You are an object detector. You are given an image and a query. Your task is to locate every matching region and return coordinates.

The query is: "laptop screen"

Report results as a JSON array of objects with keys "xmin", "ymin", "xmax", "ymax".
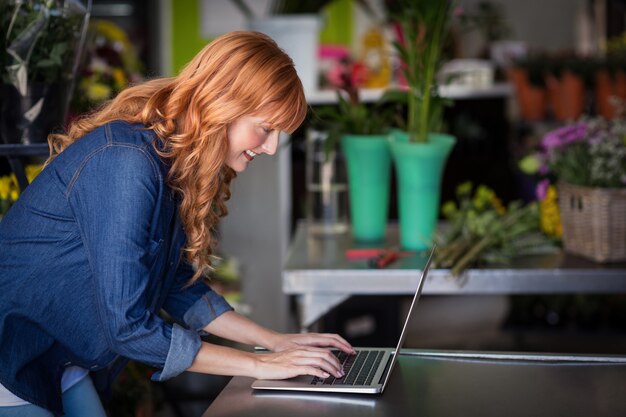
[{"xmin": 380, "ymin": 245, "xmax": 435, "ymax": 390}]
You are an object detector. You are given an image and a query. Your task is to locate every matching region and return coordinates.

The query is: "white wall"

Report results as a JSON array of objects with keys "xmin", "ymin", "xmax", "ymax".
[
  {"xmin": 219, "ymin": 136, "xmax": 292, "ymax": 332},
  {"xmin": 353, "ymin": 0, "xmax": 585, "ymax": 58}
]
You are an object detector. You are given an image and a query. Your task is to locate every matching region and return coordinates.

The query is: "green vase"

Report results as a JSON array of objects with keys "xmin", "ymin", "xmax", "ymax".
[
  {"xmin": 389, "ymin": 131, "xmax": 456, "ymax": 250},
  {"xmin": 341, "ymin": 134, "xmax": 391, "ymax": 242}
]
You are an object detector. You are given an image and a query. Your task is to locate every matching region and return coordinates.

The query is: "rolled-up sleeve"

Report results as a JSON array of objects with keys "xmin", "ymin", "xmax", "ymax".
[
  {"xmin": 151, "ymin": 323, "xmax": 201, "ymax": 381},
  {"xmin": 163, "ymin": 259, "xmax": 234, "ymax": 332}
]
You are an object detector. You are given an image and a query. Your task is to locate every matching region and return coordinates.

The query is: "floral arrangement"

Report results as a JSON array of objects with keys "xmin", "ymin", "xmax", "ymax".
[
  {"xmin": 519, "ymin": 118, "xmax": 626, "ymax": 192},
  {"xmin": 0, "ymin": 165, "xmax": 42, "ymax": 218},
  {"xmin": 519, "ymin": 118, "xmax": 626, "ymax": 239},
  {"xmin": 1, "ymin": 1, "xmax": 86, "ymax": 86},
  {"xmin": 314, "ymin": 57, "xmax": 397, "ymax": 156},
  {"xmin": 434, "ymin": 182, "xmax": 557, "ymax": 276},
  {"xmin": 71, "ymin": 20, "xmax": 143, "ymax": 114}
]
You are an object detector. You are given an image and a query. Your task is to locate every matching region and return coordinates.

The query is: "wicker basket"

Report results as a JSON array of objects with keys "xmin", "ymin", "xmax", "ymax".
[{"xmin": 557, "ymin": 182, "xmax": 626, "ymax": 262}]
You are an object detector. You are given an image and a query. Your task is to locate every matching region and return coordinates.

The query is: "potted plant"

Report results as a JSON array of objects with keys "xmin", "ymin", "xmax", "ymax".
[
  {"xmin": 386, "ymin": 0, "xmax": 457, "ymax": 250},
  {"xmin": 316, "ymin": 59, "xmax": 397, "ymax": 242},
  {"xmin": 594, "ymin": 52, "xmax": 626, "ymax": 120},
  {"xmin": 519, "ymin": 118, "xmax": 626, "ymax": 262},
  {"xmin": 0, "ymin": 0, "xmax": 89, "ymax": 144},
  {"xmin": 509, "ymin": 55, "xmax": 548, "ymax": 121},
  {"xmin": 544, "ymin": 56, "xmax": 591, "ymax": 122}
]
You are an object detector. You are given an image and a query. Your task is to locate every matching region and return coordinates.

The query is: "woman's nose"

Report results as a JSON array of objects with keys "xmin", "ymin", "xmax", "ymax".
[{"xmin": 261, "ymin": 131, "xmax": 279, "ymax": 155}]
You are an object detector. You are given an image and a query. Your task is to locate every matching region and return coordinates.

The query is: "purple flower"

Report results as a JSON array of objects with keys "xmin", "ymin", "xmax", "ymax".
[
  {"xmin": 587, "ymin": 134, "xmax": 603, "ymax": 145},
  {"xmin": 535, "ymin": 179, "xmax": 550, "ymax": 200},
  {"xmin": 541, "ymin": 123, "xmax": 587, "ymax": 151}
]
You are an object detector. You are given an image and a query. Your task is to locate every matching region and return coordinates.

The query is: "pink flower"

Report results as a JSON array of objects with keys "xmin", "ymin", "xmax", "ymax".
[{"xmin": 535, "ymin": 179, "xmax": 550, "ymax": 200}]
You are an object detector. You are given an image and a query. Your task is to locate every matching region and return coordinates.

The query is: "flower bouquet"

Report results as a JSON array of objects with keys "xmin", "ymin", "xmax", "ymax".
[
  {"xmin": 71, "ymin": 20, "xmax": 143, "ymax": 114},
  {"xmin": 434, "ymin": 182, "xmax": 557, "ymax": 276},
  {"xmin": 519, "ymin": 118, "xmax": 626, "ymax": 261},
  {"xmin": 0, "ymin": 0, "xmax": 90, "ymax": 144}
]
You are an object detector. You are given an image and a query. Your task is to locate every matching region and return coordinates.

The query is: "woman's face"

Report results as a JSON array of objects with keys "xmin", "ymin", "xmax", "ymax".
[{"xmin": 226, "ymin": 114, "xmax": 280, "ymax": 172}]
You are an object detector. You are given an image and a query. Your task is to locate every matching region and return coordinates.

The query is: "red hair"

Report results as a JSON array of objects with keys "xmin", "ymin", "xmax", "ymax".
[{"xmin": 48, "ymin": 31, "xmax": 307, "ymax": 283}]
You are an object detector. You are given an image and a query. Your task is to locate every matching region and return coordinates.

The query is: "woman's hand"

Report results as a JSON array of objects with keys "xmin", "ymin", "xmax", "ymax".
[
  {"xmin": 252, "ymin": 346, "xmax": 347, "ymax": 380},
  {"xmin": 200, "ymin": 313, "xmax": 355, "ymax": 380},
  {"xmin": 270, "ymin": 332, "xmax": 355, "ymax": 355},
  {"xmin": 250, "ymin": 332, "xmax": 355, "ymax": 380}
]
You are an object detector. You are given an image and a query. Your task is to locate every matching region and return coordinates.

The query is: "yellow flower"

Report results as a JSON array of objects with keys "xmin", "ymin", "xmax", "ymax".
[
  {"xmin": 87, "ymin": 83, "xmax": 112, "ymax": 102},
  {"xmin": 112, "ymin": 68, "xmax": 127, "ymax": 90},
  {"xmin": 441, "ymin": 201, "xmax": 457, "ymax": 218},
  {"xmin": 94, "ymin": 20, "xmax": 130, "ymax": 45},
  {"xmin": 472, "ymin": 185, "xmax": 495, "ymax": 211},
  {"xmin": 0, "ymin": 177, "xmax": 11, "ymax": 199},
  {"xmin": 456, "ymin": 181, "xmax": 473, "ymax": 197},
  {"xmin": 539, "ymin": 185, "xmax": 562, "ymax": 238},
  {"xmin": 25, "ymin": 164, "xmax": 42, "ymax": 183},
  {"xmin": 518, "ymin": 154, "xmax": 541, "ymax": 175},
  {"xmin": 490, "ymin": 195, "xmax": 506, "ymax": 215}
]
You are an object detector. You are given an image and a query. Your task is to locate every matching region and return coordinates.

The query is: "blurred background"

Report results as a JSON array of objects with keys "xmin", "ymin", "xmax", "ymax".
[{"xmin": 2, "ymin": 1, "xmax": 626, "ymax": 416}]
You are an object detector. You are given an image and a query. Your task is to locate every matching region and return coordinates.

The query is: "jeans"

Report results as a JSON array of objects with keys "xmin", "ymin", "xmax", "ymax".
[{"xmin": 0, "ymin": 376, "xmax": 107, "ymax": 417}]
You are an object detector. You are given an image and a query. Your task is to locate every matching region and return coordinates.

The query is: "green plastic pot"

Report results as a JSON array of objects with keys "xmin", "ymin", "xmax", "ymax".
[
  {"xmin": 388, "ymin": 131, "xmax": 456, "ymax": 250},
  {"xmin": 341, "ymin": 134, "xmax": 391, "ymax": 242}
]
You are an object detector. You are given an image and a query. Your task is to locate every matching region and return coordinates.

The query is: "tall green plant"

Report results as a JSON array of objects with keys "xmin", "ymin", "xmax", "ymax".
[{"xmin": 391, "ymin": 0, "xmax": 451, "ymax": 143}]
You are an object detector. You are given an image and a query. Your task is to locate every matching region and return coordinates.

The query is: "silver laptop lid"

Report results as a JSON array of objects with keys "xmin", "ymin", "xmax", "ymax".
[{"xmin": 380, "ymin": 245, "xmax": 435, "ymax": 391}]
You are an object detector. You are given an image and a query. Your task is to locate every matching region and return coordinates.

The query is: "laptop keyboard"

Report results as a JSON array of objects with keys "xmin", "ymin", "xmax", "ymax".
[{"xmin": 311, "ymin": 350, "xmax": 385, "ymax": 386}]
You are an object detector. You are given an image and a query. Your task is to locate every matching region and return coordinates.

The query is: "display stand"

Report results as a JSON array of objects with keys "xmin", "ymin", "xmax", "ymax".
[{"xmin": 0, "ymin": 143, "xmax": 50, "ymax": 191}]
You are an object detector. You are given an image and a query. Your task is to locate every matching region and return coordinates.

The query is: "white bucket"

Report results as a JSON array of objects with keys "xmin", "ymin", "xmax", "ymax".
[{"xmin": 249, "ymin": 15, "xmax": 320, "ymax": 96}]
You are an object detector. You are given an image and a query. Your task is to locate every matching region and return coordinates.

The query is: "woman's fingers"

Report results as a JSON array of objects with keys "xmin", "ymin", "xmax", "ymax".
[
  {"xmin": 304, "ymin": 333, "xmax": 356, "ymax": 354},
  {"xmin": 256, "ymin": 347, "xmax": 345, "ymax": 379},
  {"xmin": 284, "ymin": 347, "xmax": 343, "ymax": 377},
  {"xmin": 321, "ymin": 333, "xmax": 355, "ymax": 353}
]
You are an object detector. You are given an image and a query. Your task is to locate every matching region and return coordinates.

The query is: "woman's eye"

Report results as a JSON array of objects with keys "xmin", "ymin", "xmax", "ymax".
[{"xmin": 262, "ymin": 127, "xmax": 272, "ymax": 134}]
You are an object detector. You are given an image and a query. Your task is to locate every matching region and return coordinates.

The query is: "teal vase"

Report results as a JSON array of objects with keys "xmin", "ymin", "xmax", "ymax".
[
  {"xmin": 388, "ymin": 131, "xmax": 456, "ymax": 250},
  {"xmin": 341, "ymin": 134, "xmax": 391, "ymax": 242}
]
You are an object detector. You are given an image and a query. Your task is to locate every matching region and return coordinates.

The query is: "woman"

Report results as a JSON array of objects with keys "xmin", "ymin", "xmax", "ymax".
[{"xmin": 0, "ymin": 31, "xmax": 354, "ymax": 416}]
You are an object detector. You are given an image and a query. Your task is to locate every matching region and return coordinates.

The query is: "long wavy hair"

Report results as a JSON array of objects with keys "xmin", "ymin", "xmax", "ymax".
[{"xmin": 47, "ymin": 31, "xmax": 307, "ymax": 283}]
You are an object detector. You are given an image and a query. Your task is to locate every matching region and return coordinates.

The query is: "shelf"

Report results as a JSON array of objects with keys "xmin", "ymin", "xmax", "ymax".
[
  {"xmin": 305, "ymin": 83, "xmax": 514, "ymax": 105},
  {"xmin": 0, "ymin": 143, "xmax": 50, "ymax": 157}
]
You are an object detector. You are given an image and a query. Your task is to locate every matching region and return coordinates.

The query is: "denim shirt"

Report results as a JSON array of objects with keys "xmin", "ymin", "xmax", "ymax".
[{"xmin": 0, "ymin": 121, "xmax": 233, "ymax": 415}]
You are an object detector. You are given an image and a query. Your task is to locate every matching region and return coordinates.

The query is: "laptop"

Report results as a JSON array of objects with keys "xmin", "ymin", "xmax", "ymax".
[{"xmin": 251, "ymin": 246, "xmax": 435, "ymax": 394}]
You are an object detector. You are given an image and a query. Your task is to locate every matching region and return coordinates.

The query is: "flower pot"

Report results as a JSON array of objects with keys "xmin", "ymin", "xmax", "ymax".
[
  {"xmin": 594, "ymin": 70, "xmax": 626, "ymax": 120},
  {"xmin": 389, "ymin": 131, "xmax": 456, "ymax": 250},
  {"xmin": 249, "ymin": 15, "xmax": 320, "ymax": 96},
  {"xmin": 558, "ymin": 182, "xmax": 626, "ymax": 262},
  {"xmin": 0, "ymin": 82, "xmax": 69, "ymax": 144},
  {"xmin": 546, "ymin": 71, "xmax": 585, "ymax": 121},
  {"xmin": 341, "ymin": 134, "xmax": 391, "ymax": 242},
  {"xmin": 508, "ymin": 68, "xmax": 546, "ymax": 121}
]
